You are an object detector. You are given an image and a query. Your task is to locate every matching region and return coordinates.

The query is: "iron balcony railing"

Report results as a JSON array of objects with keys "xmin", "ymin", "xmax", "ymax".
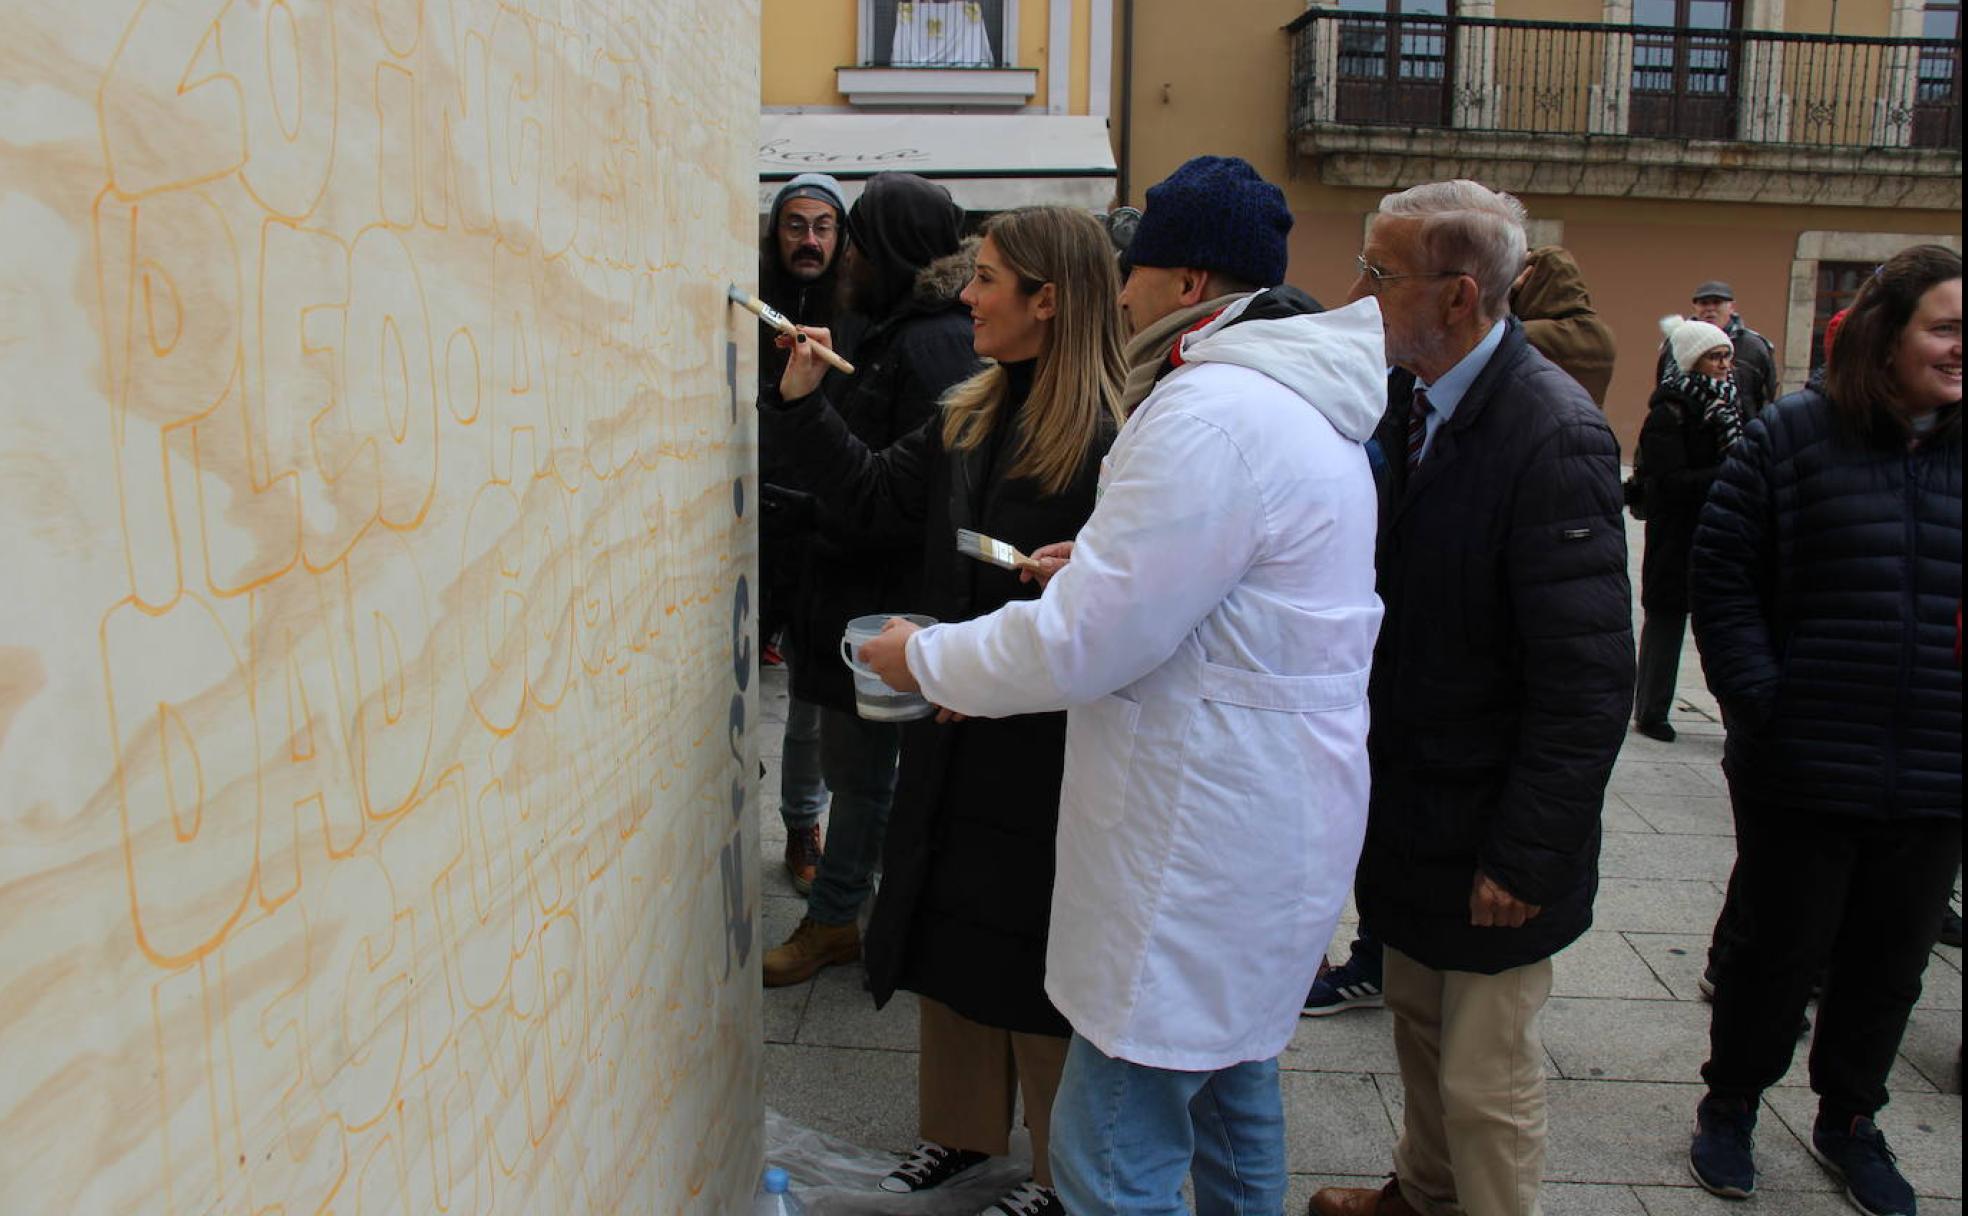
[
  {"xmin": 1286, "ymin": 10, "xmax": 1963, "ymax": 152},
  {"xmin": 864, "ymin": 0, "xmax": 1013, "ymax": 69}
]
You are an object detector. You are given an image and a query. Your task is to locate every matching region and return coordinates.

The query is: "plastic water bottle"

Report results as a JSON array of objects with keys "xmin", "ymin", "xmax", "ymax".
[{"xmin": 755, "ymin": 1167, "xmax": 805, "ymax": 1215}]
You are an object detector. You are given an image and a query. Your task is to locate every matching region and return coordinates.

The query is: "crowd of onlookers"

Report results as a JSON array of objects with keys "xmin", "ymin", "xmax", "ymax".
[{"xmin": 746, "ymin": 158, "xmax": 1961, "ymax": 1216}]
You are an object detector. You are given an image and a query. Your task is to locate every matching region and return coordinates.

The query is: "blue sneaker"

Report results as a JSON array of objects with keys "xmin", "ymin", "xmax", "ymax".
[
  {"xmin": 1688, "ymin": 1094, "xmax": 1758, "ymax": 1199},
  {"xmin": 1301, "ymin": 954, "xmax": 1384, "ymax": 1017},
  {"xmin": 1811, "ymin": 1115, "xmax": 1917, "ymax": 1216}
]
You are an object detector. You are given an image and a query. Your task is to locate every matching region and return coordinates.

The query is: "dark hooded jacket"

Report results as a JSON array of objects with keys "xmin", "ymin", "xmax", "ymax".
[
  {"xmin": 758, "ymin": 179, "xmax": 867, "ymax": 642},
  {"xmin": 1511, "ymin": 246, "xmax": 1617, "ymax": 407},
  {"xmin": 1692, "ymin": 390, "xmax": 1961, "ymax": 820},
  {"xmin": 759, "ymin": 174, "xmax": 982, "ymax": 711}
]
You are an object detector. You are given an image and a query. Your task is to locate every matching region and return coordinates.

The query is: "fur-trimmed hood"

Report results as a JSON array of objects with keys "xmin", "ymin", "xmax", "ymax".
[{"xmin": 909, "ymin": 236, "xmax": 978, "ymax": 312}]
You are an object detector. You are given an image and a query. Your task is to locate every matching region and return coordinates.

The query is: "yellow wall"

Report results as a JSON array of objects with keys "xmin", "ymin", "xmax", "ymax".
[{"xmin": 762, "ymin": 0, "xmax": 859, "ymax": 105}]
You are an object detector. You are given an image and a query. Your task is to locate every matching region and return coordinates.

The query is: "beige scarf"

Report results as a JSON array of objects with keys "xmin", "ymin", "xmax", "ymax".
[{"xmin": 1119, "ymin": 293, "xmax": 1248, "ymax": 414}]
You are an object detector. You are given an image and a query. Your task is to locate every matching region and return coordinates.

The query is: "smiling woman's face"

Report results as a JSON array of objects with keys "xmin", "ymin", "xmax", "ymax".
[
  {"xmin": 960, "ymin": 234, "xmax": 1053, "ymax": 364},
  {"xmin": 1891, "ymin": 277, "xmax": 1963, "ymax": 414}
]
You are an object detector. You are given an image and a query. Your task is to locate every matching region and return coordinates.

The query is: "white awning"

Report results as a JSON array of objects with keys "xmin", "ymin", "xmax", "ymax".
[{"xmin": 759, "ymin": 114, "xmax": 1118, "ymax": 213}]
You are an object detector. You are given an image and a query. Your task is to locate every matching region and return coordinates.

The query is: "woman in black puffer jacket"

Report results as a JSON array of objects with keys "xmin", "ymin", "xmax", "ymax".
[{"xmin": 1684, "ymin": 244, "xmax": 1961, "ymax": 1213}]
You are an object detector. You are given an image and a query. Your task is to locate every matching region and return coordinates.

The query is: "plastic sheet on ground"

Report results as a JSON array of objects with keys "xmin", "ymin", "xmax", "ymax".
[{"xmin": 765, "ymin": 1108, "xmax": 1035, "ymax": 1214}]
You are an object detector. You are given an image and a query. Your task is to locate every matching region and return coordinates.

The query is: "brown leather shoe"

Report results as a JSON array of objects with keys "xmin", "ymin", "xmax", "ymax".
[
  {"xmin": 783, "ymin": 824, "xmax": 823, "ymax": 895},
  {"xmin": 761, "ymin": 916, "xmax": 860, "ymax": 987},
  {"xmin": 1308, "ymin": 1178, "xmax": 1419, "ymax": 1216}
]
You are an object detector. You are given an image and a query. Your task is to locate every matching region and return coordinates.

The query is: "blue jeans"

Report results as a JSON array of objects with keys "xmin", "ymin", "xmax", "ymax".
[
  {"xmin": 778, "ymin": 695, "xmax": 828, "ymax": 832},
  {"xmin": 805, "ymin": 707, "xmax": 901, "ymax": 926},
  {"xmin": 1049, "ymin": 1034, "xmax": 1288, "ymax": 1216}
]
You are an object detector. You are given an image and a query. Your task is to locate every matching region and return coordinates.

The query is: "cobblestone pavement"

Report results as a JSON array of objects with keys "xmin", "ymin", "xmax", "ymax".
[{"xmin": 758, "ymin": 512, "xmax": 1963, "ymax": 1215}]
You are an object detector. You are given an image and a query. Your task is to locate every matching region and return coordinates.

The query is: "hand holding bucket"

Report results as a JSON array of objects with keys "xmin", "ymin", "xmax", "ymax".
[{"xmin": 841, "ymin": 614, "xmax": 937, "ymax": 720}]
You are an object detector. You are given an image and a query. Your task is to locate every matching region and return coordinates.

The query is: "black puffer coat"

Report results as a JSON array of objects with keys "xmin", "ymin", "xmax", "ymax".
[
  {"xmin": 1691, "ymin": 390, "xmax": 1962, "ymax": 819},
  {"xmin": 770, "ymin": 361, "xmax": 1111, "ymax": 1034},
  {"xmin": 763, "ymin": 245, "xmax": 982, "ymax": 711},
  {"xmin": 1357, "ymin": 320, "xmax": 1635, "ymax": 974},
  {"xmin": 1635, "ymin": 378, "xmax": 1734, "ymax": 616}
]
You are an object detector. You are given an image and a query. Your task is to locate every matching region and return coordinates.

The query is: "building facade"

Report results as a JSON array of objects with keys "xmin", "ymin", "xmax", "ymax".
[
  {"xmin": 760, "ymin": 0, "xmax": 1962, "ymax": 445},
  {"xmin": 760, "ymin": 0, "xmax": 1122, "ymax": 211}
]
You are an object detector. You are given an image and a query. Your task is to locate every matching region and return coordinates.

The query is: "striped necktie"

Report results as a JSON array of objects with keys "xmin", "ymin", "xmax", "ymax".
[{"xmin": 1406, "ymin": 387, "xmax": 1434, "ymax": 472}]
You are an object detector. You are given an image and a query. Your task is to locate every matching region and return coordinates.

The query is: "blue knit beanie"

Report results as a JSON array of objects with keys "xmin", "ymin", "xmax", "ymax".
[{"xmin": 1126, "ymin": 156, "xmax": 1292, "ymax": 288}]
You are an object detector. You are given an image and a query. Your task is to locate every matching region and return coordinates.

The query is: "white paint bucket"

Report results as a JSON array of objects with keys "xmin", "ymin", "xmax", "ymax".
[{"xmin": 839, "ymin": 614, "xmax": 937, "ymax": 721}]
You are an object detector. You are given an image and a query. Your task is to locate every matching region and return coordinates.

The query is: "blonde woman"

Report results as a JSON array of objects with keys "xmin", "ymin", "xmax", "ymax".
[{"xmin": 770, "ymin": 205, "xmax": 1126, "ymax": 1216}]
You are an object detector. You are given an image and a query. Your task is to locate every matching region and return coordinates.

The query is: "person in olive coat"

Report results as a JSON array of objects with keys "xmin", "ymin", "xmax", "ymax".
[{"xmin": 767, "ymin": 206, "xmax": 1126, "ymax": 1216}]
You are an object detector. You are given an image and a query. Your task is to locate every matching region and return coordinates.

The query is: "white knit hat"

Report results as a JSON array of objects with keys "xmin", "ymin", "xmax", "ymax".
[{"xmin": 1660, "ymin": 314, "xmax": 1733, "ymax": 373}]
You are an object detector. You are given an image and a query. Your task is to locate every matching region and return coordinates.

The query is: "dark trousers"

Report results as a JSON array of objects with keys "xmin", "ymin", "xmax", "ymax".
[
  {"xmin": 1632, "ymin": 610, "xmax": 1686, "ymax": 726},
  {"xmin": 1702, "ymin": 777, "xmax": 1960, "ymax": 1124}
]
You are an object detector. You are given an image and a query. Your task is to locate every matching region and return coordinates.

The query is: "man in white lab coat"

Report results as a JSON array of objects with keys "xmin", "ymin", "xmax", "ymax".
[{"xmin": 854, "ymin": 156, "xmax": 1387, "ymax": 1214}]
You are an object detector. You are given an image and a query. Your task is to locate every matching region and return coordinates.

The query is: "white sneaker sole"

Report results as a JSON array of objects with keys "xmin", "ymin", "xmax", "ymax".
[
  {"xmin": 1687, "ymin": 1151, "xmax": 1754, "ymax": 1200},
  {"xmin": 1299, "ymin": 994, "xmax": 1384, "ymax": 1018}
]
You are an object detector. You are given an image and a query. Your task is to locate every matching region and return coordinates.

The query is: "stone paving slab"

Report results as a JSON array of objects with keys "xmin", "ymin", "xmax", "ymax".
[
  {"xmin": 1598, "ymin": 832, "xmax": 1739, "ymax": 885},
  {"xmin": 1612, "ymin": 790, "xmax": 1737, "ymax": 837},
  {"xmin": 1543, "ymin": 1080, "xmax": 1832, "ymax": 1192},
  {"xmin": 798, "ymin": 964, "xmax": 920, "ymax": 1053},
  {"xmin": 1630, "ymin": 1186, "xmax": 1902, "ymax": 1215},
  {"xmin": 1589, "ymin": 878, "xmax": 1729, "ymax": 935},
  {"xmin": 1552, "ymin": 931, "xmax": 1678, "ymax": 1001},
  {"xmin": 1281, "ymin": 1006, "xmax": 1403, "ymax": 1075},
  {"xmin": 1621, "ymin": 932, "xmax": 1717, "ymax": 1003},
  {"xmin": 764, "ymin": 892, "xmax": 815, "ymax": 1045},
  {"xmin": 1280, "ymin": 1071, "xmax": 1400, "ymax": 1177},
  {"xmin": 766, "ymin": 1042, "xmax": 921, "ymax": 1155}
]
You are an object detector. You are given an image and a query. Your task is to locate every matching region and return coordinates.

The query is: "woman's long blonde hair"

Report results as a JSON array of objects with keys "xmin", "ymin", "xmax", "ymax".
[{"xmin": 941, "ymin": 207, "xmax": 1126, "ymax": 495}]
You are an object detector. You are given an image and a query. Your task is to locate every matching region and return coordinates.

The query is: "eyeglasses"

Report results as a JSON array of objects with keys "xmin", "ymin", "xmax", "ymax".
[
  {"xmin": 780, "ymin": 217, "xmax": 838, "ymax": 240},
  {"xmin": 1355, "ymin": 254, "xmax": 1467, "ymax": 291}
]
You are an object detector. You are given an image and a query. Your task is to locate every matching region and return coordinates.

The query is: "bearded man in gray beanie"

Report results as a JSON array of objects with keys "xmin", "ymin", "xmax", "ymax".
[{"xmin": 855, "ymin": 154, "xmax": 1389, "ymax": 1213}]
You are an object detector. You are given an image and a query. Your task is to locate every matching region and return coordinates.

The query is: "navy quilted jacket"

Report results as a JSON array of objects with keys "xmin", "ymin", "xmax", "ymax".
[
  {"xmin": 1358, "ymin": 320, "xmax": 1636, "ymax": 974},
  {"xmin": 1691, "ymin": 389, "xmax": 1962, "ymax": 819}
]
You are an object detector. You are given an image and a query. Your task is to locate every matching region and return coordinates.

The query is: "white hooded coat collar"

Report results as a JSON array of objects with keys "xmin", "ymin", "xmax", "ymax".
[{"xmin": 1173, "ymin": 294, "xmax": 1388, "ymax": 443}]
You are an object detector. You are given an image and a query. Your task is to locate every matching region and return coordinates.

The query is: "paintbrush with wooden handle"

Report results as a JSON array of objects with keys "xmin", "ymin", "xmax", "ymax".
[
  {"xmin": 954, "ymin": 528, "xmax": 1046, "ymax": 574},
  {"xmin": 727, "ymin": 285, "xmax": 855, "ymax": 375}
]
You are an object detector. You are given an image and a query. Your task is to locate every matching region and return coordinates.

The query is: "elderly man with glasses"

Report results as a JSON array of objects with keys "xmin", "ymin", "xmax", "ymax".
[{"xmin": 1309, "ymin": 181, "xmax": 1634, "ymax": 1216}]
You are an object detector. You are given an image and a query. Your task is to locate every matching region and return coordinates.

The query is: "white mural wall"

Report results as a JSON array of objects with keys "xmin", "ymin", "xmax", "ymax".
[{"xmin": 0, "ymin": 0, "xmax": 762, "ymax": 1211}]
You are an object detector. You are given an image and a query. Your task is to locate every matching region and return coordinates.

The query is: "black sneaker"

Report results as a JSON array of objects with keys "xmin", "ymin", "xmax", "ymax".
[
  {"xmin": 979, "ymin": 1180, "xmax": 1063, "ymax": 1216},
  {"xmin": 1940, "ymin": 907, "xmax": 1963, "ymax": 949},
  {"xmin": 1301, "ymin": 955, "xmax": 1385, "ymax": 1017},
  {"xmin": 1689, "ymin": 1094, "xmax": 1758, "ymax": 1199},
  {"xmin": 878, "ymin": 1141, "xmax": 990, "ymax": 1194},
  {"xmin": 1811, "ymin": 1115, "xmax": 1917, "ymax": 1216},
  {"xmin": 1635, "ymin": 719, "xmax": 1677, "ymax": 742}
]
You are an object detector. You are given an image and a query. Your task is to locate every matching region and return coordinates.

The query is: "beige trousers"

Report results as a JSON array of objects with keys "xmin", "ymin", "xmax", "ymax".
[
  {"xmin": 917, "ymin": 997, "xmax": 1070, "ymax": 1188},
  {"xmin": 1385, "ymin": 944, "xmax": 1554, "ymax": 1216}
]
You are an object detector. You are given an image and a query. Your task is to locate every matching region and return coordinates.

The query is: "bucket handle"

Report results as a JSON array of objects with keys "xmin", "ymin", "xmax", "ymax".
[{"xmin": 840, "ymin": 634, "xmax": 873, "ymax": 677}]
